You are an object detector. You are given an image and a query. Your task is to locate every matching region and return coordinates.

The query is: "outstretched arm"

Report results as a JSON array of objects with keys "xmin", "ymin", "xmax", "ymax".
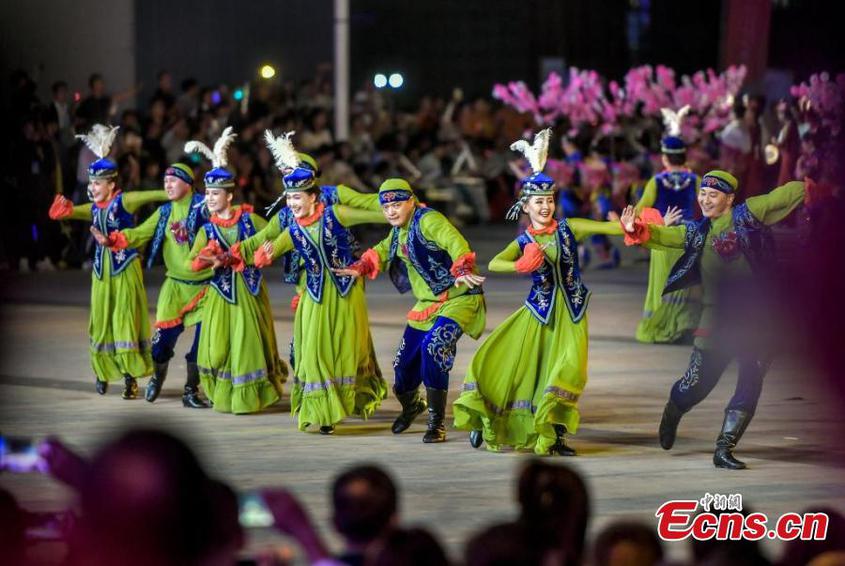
[
  {"xmin": 746, "ymin": 181, "xmax": 805, "ymax": 225},
  {"xmin": 49, "ymin": 195, "xmax": 92, "ymax": 221},
  {"xmin": 121, "ymin": 190, "xmax": 169, "ymax": 213},
  {"xmin": 333, "ymin": 204, "xmax": 390, "ymax": 227},
  {"xmin": 336, "ymin": 185, "xmax": 382, "ymax": 212}
]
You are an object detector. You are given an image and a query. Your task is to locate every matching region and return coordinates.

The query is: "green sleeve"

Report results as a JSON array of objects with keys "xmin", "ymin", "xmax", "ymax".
[
  {"xmin": 333, "ymin": 204, "xmax": 389, "ymax": 227},
  {"xmin": 419, "ymin": 211, "xmax": 472, "ymax": 260},
  {"xmin": 69, "ymin": 204, "xmax": 93, "ymax": 220},
  {"xmin": 745, "ymin": 181, "xmax": 805, "ymax": 225},
  {"xmin": 120, "ymin": 208, "xmax": 160, "ymax": 247},
  {"xmin": 186, "ymin": 228, "xmax": 208, "ymax": 271},
  {"xmin": 239, "ymin": 215, "xmax": 283, "ymax": 259},
  {"xmin": 568, "ymin": 218, "xmax": 624, "ymax": 241},
  {"xmin": 370, "ymin": 234, "xmax": 393, "ymax": 272},
  {"xmin": 488, "ymin": 241, "xmax": 521, "ymax": 273},
  {"xmin": 643, "ymin": 224, "xmax": 687, "ymax": 251},
  {"xmin": 635, "ymin": 177, "xmax": 657, "ymax": 212},
  {"xmin": 336, "ymin": 185, "xmax": 381, "ymax": 212},
  {"xmin": 122, "ymin": 190, "xmax": 169, "ymax": 213},
  {"xmin": 270, "ymin": 230, "xmax": 294, "ymax": 260},
  {"xmin": 250, "ymin": 213, "xmax": 268, "ymax": 231}
]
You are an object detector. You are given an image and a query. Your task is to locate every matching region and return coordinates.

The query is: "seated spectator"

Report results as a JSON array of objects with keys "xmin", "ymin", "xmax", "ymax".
[
  {"xmin": 366, "ymin": 527, "xmax": 450, "ymax": 566},
  {"xmin": 592, "ymin": 520, "xmax": 663, "ymax": 566},
  {"xmin": 465, "ymin": 522, "xmax": 543, "ymax": 566}
]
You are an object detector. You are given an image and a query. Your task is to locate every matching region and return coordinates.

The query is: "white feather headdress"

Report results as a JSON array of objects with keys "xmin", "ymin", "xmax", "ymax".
[
  {"xmin": 509, "ymin": 128, "xmax": 551, "ymax": 174},
  {"xmin": 76, "ymin": 124, "xmax": 119, "ymax": 159},
  {"xmin": 184, "ymin": 126, "xmax": 237, "ymax": 168},
  {"xmin": 264, "ymin": 130, "xmax": 301, "ymax": 172},
  {"xmin": 660, "ymin": 105, "xmax": 690, "ymax": 137}
]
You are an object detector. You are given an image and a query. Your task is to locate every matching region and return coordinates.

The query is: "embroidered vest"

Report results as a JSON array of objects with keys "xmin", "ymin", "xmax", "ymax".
[
  {"xmin": 202, "ymin": 212, "xmax": 263, "ymax": 304},
  {"xmin": 288, "ymin": 205, "xmax": 356, "ymax": 303},
  {"xmin": 653, "ymin": 171, "xmax": 698, "ymax": 220},
  {"xmin": 516, "ymin": 220, "xmax": 590, "ymax": 324},
  {"xmin": 278, "ymin": 186, "xmax": 351, "ymax": 285},
  {"xmin": 664, "ymin": 203, "xmax": 774, "ymax": 294},
  {"xmin": 147, "ymin": 192, "xmax": 207, "ymax": 268},
  {"xmin": 387, "ymin": 207, "xmax": 458, "ymax": 296},
  {"xmin": 91, "ymin": 194, "xmax": 138, "ymax": 279}
]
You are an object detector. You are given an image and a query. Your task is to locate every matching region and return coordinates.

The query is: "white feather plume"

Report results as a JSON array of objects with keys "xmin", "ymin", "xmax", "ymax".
[
  {"xmin": 184, "ymin": 126, "xmax": 238, "ymax": 168},
  {"xmin": 509, "ymin": 128, "xmax": 551, "ymax": 174},
  {"xmin": 76, "ymin": 124, "xmax": 119, "ymax": 159},
  {"xmin": 212, "ymin": 126, "xmax": 237, "ymax": 168},
  {"xmin": 660, "ymin": 105, "xmax": 690, "ymax": 137},
  {"xmin": 264, "ymin": 130, "xmax": 301, "ymax": 172}
]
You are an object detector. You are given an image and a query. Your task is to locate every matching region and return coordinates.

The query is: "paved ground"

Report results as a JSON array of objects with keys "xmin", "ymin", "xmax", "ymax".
[{"xmin": 1, "ymin": 226, "xmax": 844, "ymax": 563}]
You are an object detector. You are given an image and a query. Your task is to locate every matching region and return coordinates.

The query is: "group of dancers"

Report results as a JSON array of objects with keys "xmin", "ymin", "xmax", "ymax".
[{"xmin": 49, "ymin": 113, "xmax": 815, "ymax": 469}]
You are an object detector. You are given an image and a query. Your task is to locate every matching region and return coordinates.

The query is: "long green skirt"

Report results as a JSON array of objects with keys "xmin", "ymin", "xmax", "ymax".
[
  {"xmin": 89, "ymin": 257, "xmax": 153, "ymax": 382},
  {"xmin": 635, "ymin": 248, "xmax": 701, "ymax": 343},
  {"xmin": 155, "ymin": 276, "xmax": 207, "ymax": 328},
  {"xmin": 453, "ymin": 289, "xmax": 588, "ymax": 454},
  {"xmin": 197, "ymin": 279, "xmax": 286, "ymax": 414},
  {"xmin": 291, "ymin": 278, "xmax": 387, "ymax": 430}
]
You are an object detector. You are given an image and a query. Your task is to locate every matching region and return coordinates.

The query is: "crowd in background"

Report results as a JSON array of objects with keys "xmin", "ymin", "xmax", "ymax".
[
  {"xmin": 3, "ymin": 64, "xmax": 833, "ymax": 273},
  {"xmin": 2, "ymin": 427, "xmax": 844, "ymax": 565}
]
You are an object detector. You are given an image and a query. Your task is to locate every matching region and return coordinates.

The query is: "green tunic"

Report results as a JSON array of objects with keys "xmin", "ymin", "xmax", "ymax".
[
  {"xmin": 187, "ymin": 207, "xmax": 286, "ymax": 414},
  {"xmin": 453, "ymin": 219, "xmax": 623, "ymax": 454},
  {"xmin": 370, "ymin": 208, "xmax": 486, "ymax": 339},
  {"xmin": 62, "ymin": 190, "xmax": 169, "ymax": 382},
  {"xmin": 118, "ymin": 191, "xmax": 212, "ymax": 328},
  {"xmin": 634, "ymin": 175, "xmax": 702, "ymax": 343},
  {"xmin": 241, "ymin": 204, "xmax": 389, "ymax": 430},
  {"xmin": 641, "ymin": 181, "xmax": 805, "ymax": 349}
]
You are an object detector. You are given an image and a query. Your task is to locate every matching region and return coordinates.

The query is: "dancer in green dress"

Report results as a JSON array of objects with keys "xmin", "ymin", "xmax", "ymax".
[
  {"xmin": 634, "ymin": 107, "xmax": 702, "ymax": 343},
  {"xmin": 452, "ymin": 129, "xmax": 625, "ymax": 455},
  {"xmin": 48, "ymin": 124, "xmax": 167, "ymax": 398},
  {"xmin": 91, "ymin": 162, "xmax": 211, "ymax": 408},
  {"xmin": 237, "ymin": 131, "xmax": 387, "ymax": 433},
  {"xmin": 184, "ymin": 128, "xmax": 286, "ymax": 414}
]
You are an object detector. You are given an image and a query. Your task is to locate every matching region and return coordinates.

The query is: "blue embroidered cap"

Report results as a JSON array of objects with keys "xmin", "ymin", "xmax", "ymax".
[
  {"xmin": 88, "ymin": 157, "xmax": 119, "ymax": 180},
  {"xmin": 661, "ymin": 135, "xmax": 686, "ymax": 154},
  {"xmin": 204, "ymin": 167, "xmax": 235, "ymax": 190},
  {"xmin": 700, "ymin": 170, "xmax": 738, "ymax": 194},
  {"xmin": 378, "ymin": 178, "xmax": 415, "ymax": 205}
]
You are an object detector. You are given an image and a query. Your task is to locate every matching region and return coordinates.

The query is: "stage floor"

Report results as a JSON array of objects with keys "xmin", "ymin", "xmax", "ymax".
[{"xmin": 2, "ymin": 227, "xmax": 844, "ymax": 563}]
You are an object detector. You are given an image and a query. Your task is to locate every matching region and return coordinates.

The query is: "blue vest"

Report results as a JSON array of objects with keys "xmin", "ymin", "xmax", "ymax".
[
  {"xmin": 516, "ymin": 220, "xmax": 590, "ymax": 324},
  {"xmin": 146, "ymin": 192, "xmax": 207, "ymax": 268},
  {"xmin": 387, "ymin": 207, "xmax": 460, "ymax": 296},
  {"xmin": 288, "ymin": 205, "xmax": 356, "ymax": 303},
  {"xmin": 653, "ymin": 171, "xmax": 698, "ymax": 220},
  {"xmin": 202, "ymin": 212, "xmax": 263, "ymax": 304},
  {"xmin": 664, "ymin": 203, "xmax": 774, "ymax": 294},
  {"xmin": 91, "ymin": 194, "xmax": 139, "ymax": 279},
  {"xmin": 277, "ymin": 186, "xmax": 350, "ymax": 285}
]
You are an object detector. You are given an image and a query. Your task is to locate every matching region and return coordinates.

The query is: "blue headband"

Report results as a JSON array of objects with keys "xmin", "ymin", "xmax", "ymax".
[
  {"xmin": 701, "ymin": 175, "xmax": 735, "ymax": 194},
  {"xmin": 378, "ymin": 190, "xmax": 413, "ymax": 205},
  {"xmin": 165, "ymin": 166, "xmax": 194, "ymax": 185}
]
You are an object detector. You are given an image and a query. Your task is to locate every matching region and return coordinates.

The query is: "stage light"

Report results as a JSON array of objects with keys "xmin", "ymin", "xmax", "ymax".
[
  {"xmin": 233, "ymin": 89, "xmax": 244, "ymax": 101},
  {"xmin": 73, "ymin": 92, "xmax": 81, "ymax": 102},
  {"xmin": 388, "ymin": 73, "xmax": 404, "ymax": 88},
  {"xmin": 373, "ymin": 73, "xmax": 387, "ymax": 88},
  {"xmin": 260, "ymin": 64, "xmax": 276, "ymax": 79}
]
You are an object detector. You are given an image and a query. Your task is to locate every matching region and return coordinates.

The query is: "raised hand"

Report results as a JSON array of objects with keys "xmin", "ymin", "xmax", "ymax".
[
  {"xmin": 90, "ymin": 226, "xmax": 110, "ymax": 246},
  {"xmin": 331, "ymin": 267, "xmax": 363, "ymax": 278},
  {"xmin": 663, "ymin": 206, "xmax": 683, "ymax": 226},
  {"xmin": 455, "ymin": 273, "xmax": 486, "ymax": 288},
  {"xmin": 620, "ymin": 205, "xmax": 637, "ymax": 233},
  {"xmin": 514, "ymin": 242, "xmax": 546, "ymax": 273}
]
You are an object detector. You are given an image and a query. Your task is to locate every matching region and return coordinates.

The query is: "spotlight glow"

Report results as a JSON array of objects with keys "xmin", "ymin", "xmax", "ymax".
[
  {"xmin": 388, "ymin": 73, "xmax": 404, "ymax": 88},
  {"xmin": 373, "ymin": 73, "xmax": 387, "ymax": 88},
  {"xmin": 260, "ymin": 65, "xmax": 276, "ymax": 79}
]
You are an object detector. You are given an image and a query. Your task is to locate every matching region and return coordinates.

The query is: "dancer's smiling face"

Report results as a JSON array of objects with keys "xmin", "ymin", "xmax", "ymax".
[
  {"xmin": 698, "ymin": 187, "xmax": 734, "ymax": 219},
  {"xmin": 164, "ymin": 176, "xmax": 191, "ymax": 201},
  {"xmin": 382, "ymin": 199, "xmax": 415, "ymax": 227},
  {"xmin": 523, "ymin": 195, "xmax": 556, "ymax": 227},
  {"xmin": 205, "ymin": 188, "xmax": 232, "ymax": 214},
  {"xmin": 88, "ymin": 179, "xmax": 116, "ymax": 203},
  {"xmin": 286, "ymin": 191, "xmax": 318, "ymax": 219}
]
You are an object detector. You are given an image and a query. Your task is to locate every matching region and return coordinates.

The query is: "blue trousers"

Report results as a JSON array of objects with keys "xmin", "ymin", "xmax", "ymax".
[
  {"xmin": 151, "ymin": 323, "xmax": 202, "ymax": 365},
  {"xmin": 670, "ymin": 346, "xmax": 770, "ymax": 415},
  {"xmin": 393, "ymin": 317, "xmax": 463, "ymax": 394}
]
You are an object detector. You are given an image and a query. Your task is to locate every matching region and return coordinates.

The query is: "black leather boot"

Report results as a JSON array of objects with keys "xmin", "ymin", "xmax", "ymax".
[
  {"xmin": 182, "ymin": 362, "xmax": 209, "ymax": 409},
  {"xmin": 713, "ymin": 409, "xmax": 752, "ymax": 470},
  {"xmin": 121, "ymin": 376, "xmax": 138, "ymax": 400},
  {"xmin": 549, "ymin": 424, "xmax": 576, "ymax": 456},
  {"xmin": 659, "ymin": 400, "xmax": 686, "ymax": 450},
  {"xmin": 422, "ymin": 388, "xmax": 448, "ymax": 443},
  {"xmin": 391, "ymin": 387, "xmax": 427, "ymax": 434},
  {"xmin": 145, "ymin": 362, "xmax": 168, "ymax": 402},
  {"xmin": 319, "ymin": 425, "xmax": 335, "ymax": 435},
  {"xmin": 95, "ymin": 378, "xmax": 108, "ymax": 395},
  {"xmin": 469, "ymin": 430, "xmax": 483, "ymax": 448}
]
